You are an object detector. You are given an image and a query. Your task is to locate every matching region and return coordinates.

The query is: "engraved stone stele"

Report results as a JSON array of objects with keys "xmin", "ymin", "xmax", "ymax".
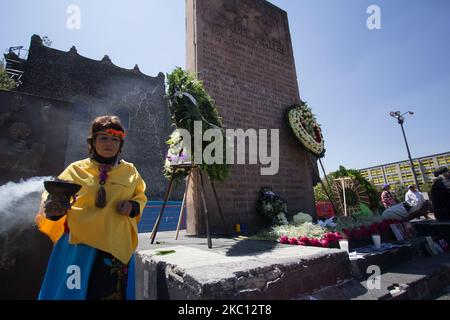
[{"xmin": 186, "ymin": 0, "xmax": 317, "ymax": 236}]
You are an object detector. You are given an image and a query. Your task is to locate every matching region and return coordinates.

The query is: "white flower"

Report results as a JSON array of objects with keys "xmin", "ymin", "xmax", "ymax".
[
  {"xmin": 277, "ymin": 212, "xmax": 289, "ymax": 225},
  {"xmin": 293, "ymin": 212, "xmax": 313, "ymax": 225}
]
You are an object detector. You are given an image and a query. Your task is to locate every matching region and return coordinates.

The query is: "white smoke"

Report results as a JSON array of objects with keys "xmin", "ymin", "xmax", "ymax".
[{"xmin": 0, "ymin": 176, "xmax": 53, "ymax": 234}]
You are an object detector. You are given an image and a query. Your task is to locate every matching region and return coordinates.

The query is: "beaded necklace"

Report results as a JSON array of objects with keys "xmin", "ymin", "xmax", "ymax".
[{"xmin": 95, "ymin": 163, "xmax": 113, "ymax": 208}]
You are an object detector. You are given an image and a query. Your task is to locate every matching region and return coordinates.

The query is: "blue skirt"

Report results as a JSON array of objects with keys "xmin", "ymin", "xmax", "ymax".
[{"xmin": 38, "ymin": 233, "xmax": 135, "ymax": 300}]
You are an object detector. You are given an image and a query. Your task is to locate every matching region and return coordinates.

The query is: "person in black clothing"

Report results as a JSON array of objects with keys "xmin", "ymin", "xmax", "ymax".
[{"xmin": 430, "ymin": 166, "xmax": 450, "ymax": 221}]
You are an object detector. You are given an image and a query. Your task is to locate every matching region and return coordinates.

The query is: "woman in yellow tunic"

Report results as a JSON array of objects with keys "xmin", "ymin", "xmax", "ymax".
[{"xmin": 36, "ymin": 115, "xmax": 147, "ymax": 300}]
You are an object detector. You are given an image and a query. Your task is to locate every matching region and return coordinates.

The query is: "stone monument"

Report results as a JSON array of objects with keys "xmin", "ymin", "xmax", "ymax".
[{"xmin": 186, "ymin": 0, "xmax": 317, "ymax": 235}]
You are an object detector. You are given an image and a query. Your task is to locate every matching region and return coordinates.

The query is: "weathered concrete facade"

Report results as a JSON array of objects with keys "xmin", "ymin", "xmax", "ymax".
[
  {"xmin": 0, "ymin": 90, "xmax": 72, "ymax": 299},
  {"xmin": 17, "ymin": 35, "xmax": 181, "ymax": 200}
]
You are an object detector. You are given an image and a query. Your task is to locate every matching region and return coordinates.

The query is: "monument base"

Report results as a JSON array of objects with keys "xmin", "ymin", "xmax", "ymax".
[{"xmin": 135, "ymin": 231, "xmax": 351, "ymax": 300}]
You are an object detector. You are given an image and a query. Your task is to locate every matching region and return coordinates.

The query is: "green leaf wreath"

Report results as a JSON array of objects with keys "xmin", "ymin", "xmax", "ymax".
[
  {"xmin": 285, "ymin": 101, "xmax": 325, "ymax": 158},
  {"xmin": 164, "ymin": 67, "xmax": 230, "ymax": 183}
]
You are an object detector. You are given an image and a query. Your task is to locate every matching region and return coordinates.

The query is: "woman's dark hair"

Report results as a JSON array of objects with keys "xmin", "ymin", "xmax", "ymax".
[{"xmin": 87, "ymin": 115, "xmax": 125, "ymax": 154}]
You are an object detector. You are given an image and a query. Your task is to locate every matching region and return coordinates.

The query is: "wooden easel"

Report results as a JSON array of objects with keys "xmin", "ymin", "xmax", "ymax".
[{"xmin": 150, "ymin": 163, "xmax": 227, "ymax": 249}]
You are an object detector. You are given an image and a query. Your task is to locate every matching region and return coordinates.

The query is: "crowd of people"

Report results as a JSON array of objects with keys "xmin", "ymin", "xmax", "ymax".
[{"xmin": 381, "ymin": 166, "xmax": 450, "ymax": 221}]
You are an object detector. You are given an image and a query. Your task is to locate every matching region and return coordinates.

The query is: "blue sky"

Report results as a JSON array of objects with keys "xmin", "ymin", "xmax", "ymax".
[{"xmin": 1, "ymin": 0, "xmax": 449, "ymax": 174}]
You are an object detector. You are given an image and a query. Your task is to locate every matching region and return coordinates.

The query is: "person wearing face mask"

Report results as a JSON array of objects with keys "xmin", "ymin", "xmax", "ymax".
[{"xmin": 35, "ymin": 115, "xmax": 147, "ymax": 300}]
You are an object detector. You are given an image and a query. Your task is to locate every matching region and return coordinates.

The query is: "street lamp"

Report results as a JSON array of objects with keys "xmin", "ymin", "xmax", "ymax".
[{"xmin": 389, "ymin": 110, "xmax": 421, "ymax": 190}]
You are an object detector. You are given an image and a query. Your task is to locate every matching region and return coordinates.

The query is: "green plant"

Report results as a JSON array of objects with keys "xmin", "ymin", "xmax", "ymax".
[
  {"xmin": 0, "ymin": 68, "xmax": 15, "ymax": 91},
  {"xmin": 392, "ymin": 184, "xmax": 408, "ymax": 203},
  {"xmin": 164, "ymin": 67, "xmax": 230, "ymax": 183}
]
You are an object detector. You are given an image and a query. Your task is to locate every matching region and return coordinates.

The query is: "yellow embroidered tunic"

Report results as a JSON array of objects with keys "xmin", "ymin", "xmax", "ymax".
[{"xmin": 36, "ymin": 158, "xmax": 147, "ymax": 264}]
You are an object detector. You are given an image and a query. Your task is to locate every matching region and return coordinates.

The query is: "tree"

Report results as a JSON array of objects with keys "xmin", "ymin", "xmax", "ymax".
[
  {"xmin": 42, "ymin": 36, "xmax": 52, "ymax": 47},
  {"xmin": 0, "ymin": 68, "xmax": 15, "ymax": 90}
]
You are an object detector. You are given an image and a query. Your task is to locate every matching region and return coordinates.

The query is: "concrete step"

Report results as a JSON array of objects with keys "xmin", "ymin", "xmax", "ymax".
[
  {"xmin": 412, "ymin": 220, "xmax": 450, "ymax": 242},
  {"xmin": 305, "ymin": 252, "xmax": 450, "ymax": 300},
  {"xmin": 430, "ymin": 285, "xmax": 450, "ymax": 300},
  {"xmin": 348, "ymin": 237, "xmax": 427, "ymax": 281},
  {"xmin": 136, "ymin": 231, "xmax": 449, "ymax": 300},
  {"xmin": 135, "ymin": 231, "xmax": 352, "ymax": 300}
]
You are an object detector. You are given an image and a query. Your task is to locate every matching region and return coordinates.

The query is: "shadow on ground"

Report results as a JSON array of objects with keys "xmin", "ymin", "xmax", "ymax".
[{"xmin": 225, "ymin": 238, "xmax": 279, "ymax": 257}]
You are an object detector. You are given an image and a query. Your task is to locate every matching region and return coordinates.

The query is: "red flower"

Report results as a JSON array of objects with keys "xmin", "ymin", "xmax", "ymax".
[
  {"xmin": 359, "ymin": 226, "xmax": 371, "ymax": 238},
  {"xmin": 288, "ymin": 237, "xmax": 299, "ymax": 245},
  {"xmin": 334, "ymin": 232, "xmax": 344, "ymax": 240},
  {"xmin": 369, "ymin": 224, "xmax": 380, "ymax": 235},
  {"xmin": 342, "ymin": 228, "xmax": 351, "ymax": 240},
  {"xmin": 279, "ymin": 236, "xmax": 289, "ymax": 244},
  {"xmin": 310, "ymin": 239, "xmax": 322, "ymax": 247},
  {"xmin": 324, "ymin": 232, "xmax": 338, "ymax": 243},
  {"xmin": 320, "ymin": 239, "xmax": 330, "ymax": 248},
  {"xmin": 377, "ymin": 221, "xmax": 389, "ymax": 233},
  {"xmin": 299, "ymin": 236, "xmax": 310, "ymax": 245}
]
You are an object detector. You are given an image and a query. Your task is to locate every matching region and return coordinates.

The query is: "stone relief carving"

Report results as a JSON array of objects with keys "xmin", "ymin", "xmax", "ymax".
[{"xmin": 0, "ymin": 113, "xmax": 46, "ymax": 172}]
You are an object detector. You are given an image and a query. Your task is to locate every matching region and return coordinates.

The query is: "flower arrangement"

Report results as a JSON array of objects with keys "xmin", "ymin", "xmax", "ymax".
[
  {"xmin": 163, "ymin": 131, "xmax": 190, "ymax": 181},
  {"xmin": 338, "ymin": 219, "xmax": 398, "ymax": 241},
  {"xmin": 256, "ymin": 187, "xmax": 288, "ymax": 225},
  {"xmin": 292, "ymin": 212, "xmax": 313, "ymax": 225},
  {"xmin": 279, "ymin": 231, "xmax": 343, "ymax": 248},
  {"xmin": 164, "ymin": 67, "xmax": 230, "ymax": 183},
  {"xmin": 277, "ymin": 218, "xmax": 400, "ymax": 248},
  {"xmin": 252, "ymin": 213, "xmax": 403, "ymax": 249},
  {"xmin": 285, "ymin": 101, "xmax": 325, "ymax": 157},
  {"xmin": 314, "ymin": 166, "xmax": 381, "ymax": 211}
]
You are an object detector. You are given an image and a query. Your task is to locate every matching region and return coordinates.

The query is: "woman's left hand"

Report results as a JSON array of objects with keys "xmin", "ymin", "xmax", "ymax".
[{"xmin": 117, "ymin": 200, "xmax": 132, "ymax": 216}]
